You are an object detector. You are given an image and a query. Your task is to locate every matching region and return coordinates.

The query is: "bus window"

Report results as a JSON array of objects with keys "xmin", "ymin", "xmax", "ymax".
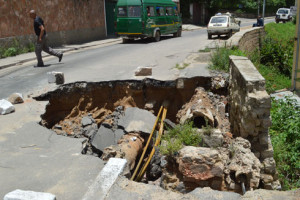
[
  {"xmin": 159, "ymin": 7, "xmax": 165, "ymax": 16},
  {"xmin": 128, "ymin": 6, "xmax": 141, "ymax": 17},
  {"xmin": 166, "ymin": 7, "xmax": 173, "ymax": 16},
  {"xmin": 147, "ymin": 6, "xmax": 155, "ymax": 17},
  {"xmin": 174, "ymin": 7, "xmax": 178, "ymax": 16},
  {"xmin": 118, "ymin": 7, "xmax": 127, "ymax": 17}
]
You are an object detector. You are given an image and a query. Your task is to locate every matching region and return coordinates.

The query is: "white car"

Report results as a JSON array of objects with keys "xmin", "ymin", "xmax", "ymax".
[
  {"xmin": 276, "ymin": 8, "xmax": 292, "ymax": 23},
  {"xmin": 207, "ymin": 13, "xmax": 240, "ymax": 39}
]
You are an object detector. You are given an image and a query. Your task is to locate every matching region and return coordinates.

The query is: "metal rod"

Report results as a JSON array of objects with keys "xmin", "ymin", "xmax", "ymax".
[
  {"xmin": 135, "ymin": 107, "xmax": 167, "ymax": 182},
  {"xmin": 130, "ymin": 106, "xmax": 163, "ymax": 181}
]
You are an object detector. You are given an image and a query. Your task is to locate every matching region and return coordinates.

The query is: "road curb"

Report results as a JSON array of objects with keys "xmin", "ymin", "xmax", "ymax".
[{"xmin": 0, "ymin": 38, "xmax": 122, "ymax": 70}]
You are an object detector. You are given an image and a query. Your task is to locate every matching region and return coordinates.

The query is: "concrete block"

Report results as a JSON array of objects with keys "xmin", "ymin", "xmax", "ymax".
[
  {"xmin": 82, "ymin": 158, "xmax": 127, "ymax": 200},
  {"xmin": 118, "ymin": 107, "xmax": 156, "ymax": 134},
  {"xmin": 4, "ymin": 189, "xmax": 56, "ymax": 200},
  {"xmin": 47, "ymin": 71, "xmax": 65, "ymax": 85},
  {"xmin": 8, "ymin": 93, "xmax": 24, "ymax": 104},
  {"xmin": 91, "ymin": 125, "xmax": 115, "ymax": 152},
  {"xmin": 0, "ymin": 99, "xmax": 15, "ymax": 115},
  {"xmin": 134, "ymin": 67, "xmax": 152, "ymax": 76}
]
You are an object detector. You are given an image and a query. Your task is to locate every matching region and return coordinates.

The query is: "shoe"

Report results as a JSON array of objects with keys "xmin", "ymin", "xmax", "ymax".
[
  {"xmin": 36, "ymin": 63, "xmax": 45, "ymax": 67},
  {"xmin": 59, "ymin": 54, "xmax": 63, "ymax": 62}
]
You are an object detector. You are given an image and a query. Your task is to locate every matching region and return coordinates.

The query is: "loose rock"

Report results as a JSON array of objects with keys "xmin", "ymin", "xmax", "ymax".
[
  {"xmin": 8, "ymin": 93, "xmax": 24, "ymax": 104},
  {"xmin": 0, "ymin": 99, "xmax": 15, "ymax": 115},
  {"xmin": 4, "ymin": 189, "xmax": 56, "ymax": 200}
]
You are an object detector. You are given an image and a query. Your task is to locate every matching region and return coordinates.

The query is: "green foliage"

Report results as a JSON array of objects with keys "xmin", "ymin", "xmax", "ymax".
[
  {"xmin": 199, "ymin": 47, "xmax": 211, "ymax": 52},
  {"xmin": 261, "ymin": 22, "xmax": 295, "ymax": 77},
  {"xmin": 257, "ymin": 65, "xmax": 291, "ymax": 93},
  {"xmin": 270, "ymin": 97, "xmax": 300, "ymax": 190},
  {"xmin": 209, "ymin": 46, "xmax": 246, "ymax": 72},
  {"xmin": 159, "ymin": 121, "xmax": 202, "ymax": 156},
  {"xmin": 0, "ymin": 39, "xmax": 35, "ymax": 59}
]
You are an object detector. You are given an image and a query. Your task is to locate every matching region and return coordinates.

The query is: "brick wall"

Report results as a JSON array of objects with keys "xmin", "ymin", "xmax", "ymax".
[
  {"xmin": 229, "ymin": 55, "xmax": 280, "ymax": 190},
  {"xmin": 0, "ymin": 0, "xmax": 106, "ymax": 46}
]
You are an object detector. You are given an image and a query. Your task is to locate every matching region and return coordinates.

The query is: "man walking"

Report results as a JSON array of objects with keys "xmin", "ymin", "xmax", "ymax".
[{"xmin": 29, "ymin": 10, "xmax": 63, "ymax": 67}]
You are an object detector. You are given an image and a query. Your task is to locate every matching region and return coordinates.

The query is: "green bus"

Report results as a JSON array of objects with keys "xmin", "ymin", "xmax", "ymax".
[{"xmin": 115, "ymin": 0, "xmax": 182, "ymax": 43}]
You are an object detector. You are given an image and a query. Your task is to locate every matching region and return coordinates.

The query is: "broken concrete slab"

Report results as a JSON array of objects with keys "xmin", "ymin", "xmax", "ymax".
[
  {"xmin": 81, "ymin": 115, "xmax": 94, "ymax": 127},
  {"xmin": 4, "ymin": 189, "xmax": 56, "ymax": 200},
  {"xmin": 189, "ymin": 187, "xmax": 241, "ymax": 200},
  {"xmin": 47, "ymin": 71, "xmax": 65, "ymax": 85},
  {"xmin": 118, "ymin": 107, "xmax": 156, "ymax": 134},
  {"xmin": 82, "ymin": 158, "xmax": 127, "ymax": 200},
  {"xmin": 0, "ymin": 99, "xmax": 15, "ymax": 115},
  {"xmin": 0, "ymin": 122, "xmax": 104, "ymax": 200},
  {"xmin": 8, "ymin": 93, "xmax": 24, "ymax": 104},
  {"xmin": 135, "ymin": 67, "xmax": 152, "ymax": 76},
  {"xmin": 91, "ymin": 125, "xmax": 115, "ymax": 152}
]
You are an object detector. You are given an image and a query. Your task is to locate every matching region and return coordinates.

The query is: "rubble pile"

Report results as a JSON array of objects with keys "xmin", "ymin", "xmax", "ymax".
[{"xmin": 36, "ymin": 77, "xmax": 279, "ymax": 195}]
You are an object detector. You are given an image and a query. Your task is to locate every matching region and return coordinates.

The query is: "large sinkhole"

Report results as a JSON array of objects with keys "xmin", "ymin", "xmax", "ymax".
[{"xmin": 34, "ymin": 77, "xmax": 267, "ymax": 194}]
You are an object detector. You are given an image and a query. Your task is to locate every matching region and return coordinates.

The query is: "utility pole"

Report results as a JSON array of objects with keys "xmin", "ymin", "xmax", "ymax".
[
  {"xmin": 258, "ymin": 0, "xmax": 260, "ymax": 17},
  {"xmin": 292, "ymin": 0, "xmax": 300, "ymax": 95},
  {"xmin": 262, "ymin": 0, "xmax": 266, "ymax": 25}
]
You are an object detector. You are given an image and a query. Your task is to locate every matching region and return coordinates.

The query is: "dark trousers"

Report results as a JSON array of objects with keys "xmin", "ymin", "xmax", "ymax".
[{"xmin": 35, "ymin": 35, "xmax": 62, "ymax": 65}]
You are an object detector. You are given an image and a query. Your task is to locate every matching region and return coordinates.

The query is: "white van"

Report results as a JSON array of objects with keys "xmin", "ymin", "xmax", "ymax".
[{"xmin": 276, "ymin": 8, "xmax": 292, "ymax": 23}]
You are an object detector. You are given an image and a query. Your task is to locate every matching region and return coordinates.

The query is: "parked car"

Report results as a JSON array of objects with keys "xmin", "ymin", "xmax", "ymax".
[
  {"xmin": 275, "ymin": 8, "xmax": 292, "ymax": 23},
  {"xmin": 207, "ymin": 13, "xmax": 240, "ymax": 39}
]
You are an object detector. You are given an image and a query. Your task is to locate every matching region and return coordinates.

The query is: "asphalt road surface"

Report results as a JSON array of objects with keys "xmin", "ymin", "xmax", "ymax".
[{"xmin": 0, "ymin": 18, "xmax": 274, "ymax": 99}]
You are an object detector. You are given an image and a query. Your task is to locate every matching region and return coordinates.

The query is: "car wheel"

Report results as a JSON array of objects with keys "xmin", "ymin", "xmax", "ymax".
[
  {"xmin": 153, "ymin": 31, "xmax": 160, "ymax": 42},
  {"xmin": 208, "ymin": 33, "xmax": 212, "ymax": 39},
  {"xmin": 178, "ymin": 29, "xmax": 182, "ymax": 37},
  {"xmin": 122, "ymin": 38, "xmax": 129, "ymax": 43},
  {"xmin": 227, "ymin": 30, "xmax": 232, "ymax": 38}
]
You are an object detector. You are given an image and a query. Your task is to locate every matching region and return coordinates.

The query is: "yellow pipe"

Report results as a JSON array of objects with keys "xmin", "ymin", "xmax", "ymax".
[
  {"xmin": 135, "ymin": 107, "xmax": 167, "ymax": 182},
  {"xmin": 130, "ymin": 106, "xmax": 163, "ymax": 181}
]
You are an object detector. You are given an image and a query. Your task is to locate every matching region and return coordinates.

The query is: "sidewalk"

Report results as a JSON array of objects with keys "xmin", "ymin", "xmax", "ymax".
[{"xmin": 0, "ymin": 38, "xmax": 122, "ymax": 70}]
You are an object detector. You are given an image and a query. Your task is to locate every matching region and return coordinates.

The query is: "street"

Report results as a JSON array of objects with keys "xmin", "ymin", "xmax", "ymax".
[{"xmin": 0, "ymin": 18, "xmax": 274, "ymax": 99}]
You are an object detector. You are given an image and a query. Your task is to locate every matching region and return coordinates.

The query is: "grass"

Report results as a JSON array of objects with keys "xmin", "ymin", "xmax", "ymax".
[
  {"xmin": 257, "ymin": 65, "xmax": 291, "ymax": 93},
  {"xmin": 264, "ymin": 22, "xmax": 296, "ymax": 45},
  {"xmin": 209, "ymin": 46, "xmax": 246, "ymax": 72},
  {"xmin": 199, "ymin": 47, "xmax": 211, "ymax": 53},
  {"xmin": 174, "ymin": 62, "xmax": 190, "ymax": 70},
  {"xmin": 0, "ymin": 39, "xmax": 35, "ymax": 59},
  {"xmin": 159, "ymin": 121, "xmax": 202, "ymax": 156}
]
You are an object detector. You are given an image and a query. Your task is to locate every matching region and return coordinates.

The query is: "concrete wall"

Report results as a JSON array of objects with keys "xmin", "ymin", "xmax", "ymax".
[
  {"xmin": 229, "ymin": 56, "xmax": 279, "ymax": 190},
  {"xmin": 228, "ymin": 27, "xmax": 265, "ymax": 53},
  {"xmin": 0, "ymin": 0, "xmax": 106, "ymax": 47}
]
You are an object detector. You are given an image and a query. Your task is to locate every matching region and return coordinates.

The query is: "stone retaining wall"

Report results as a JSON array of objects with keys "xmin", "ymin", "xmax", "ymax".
[
  {"xmin": 228, "ymin": 27, "xmax": 265, "ymax": 53},
  {"xmin": 229, "ymin": 55, "xmax": 280, "ymax": 190},
  {"xmin": 0, "ymin": 0, "xmax": 106, "ymax": 47}
]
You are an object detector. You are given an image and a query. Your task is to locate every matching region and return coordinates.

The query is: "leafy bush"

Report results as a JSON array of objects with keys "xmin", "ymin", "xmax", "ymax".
[
  {"xmin": 209, "ymin": 46, "xmax": 246, "ymax": 72},
  {"xmin": 260, "ymin": 36, "xmax": 293, "ymax": 76},
  {"xmin": 270, "ymin": 97, "xmax": 300, "ymax": 190},
  {"xmin": 159, "ymin": 121, "xmax": 202, "ymax": 156},
  {"xmin": 0, "ymin": 39, "xmax": 35, "ymax": 59},
  {"xmin": 260, "ymin": 22, "xmax": 295, "ymax": 77},
  {"xmin": 3, "ymin": 47, "xmax": 18, "ymax": 57}
]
